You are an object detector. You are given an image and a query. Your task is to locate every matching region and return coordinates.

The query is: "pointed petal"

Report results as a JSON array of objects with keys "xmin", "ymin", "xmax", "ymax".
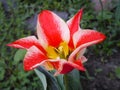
[
  {"xmin": 73, "ymin": 29, "xmax": 106, "ymax": 48},
  {"xmin": 69, "ymin": 30, "xmax": 106, "ymax": 62},
  {"xmin": 67, "ymin": 8, "xmax": 83, "ymax": 48},
  {"xmin": 24, "ymin": 46, "xmax": 47, "ymax": 71},
  {"xmin": 53, "ymin": 59, "xmax": 85, "ymax": 76},
  {"xmin": 7, "ymin": 36, "xmax": 46, "ymax": 53},
  {"xmin": 37, "ymin": 10, "xmax": 70, "ymax": 47}
]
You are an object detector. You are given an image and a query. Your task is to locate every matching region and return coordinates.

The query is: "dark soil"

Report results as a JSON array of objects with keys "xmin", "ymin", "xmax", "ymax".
[{"xmin": 81, "ymin": 52, "xmax": 120, "ymax": 90}]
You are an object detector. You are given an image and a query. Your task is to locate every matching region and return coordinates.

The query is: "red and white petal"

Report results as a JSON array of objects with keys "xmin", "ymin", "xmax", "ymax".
[
  {"xmin": 23, "ymin": 46, "xmax": 47, "ymax": 71},
  {"xmin": 7, "ymin": 36, "xmax": 46, "ymax": 53},
  {"xmin": 79, "ymin": 56, "xmax": 88, "ymax": 63},
  {"xmin": 54, "ymin": 62, "xmax": 74, "ymax": 76},
  {"xmin": 73, "ymin": 29, "xmax": 106, "ymax": 48},
  {"xmin": 76, "ymin": 48, "xmax": 86, "ymax": 60},
  {"xmin": 67, "ymin": 8, "xmax": 83, "ymax": 48},
  {"xmin": 37, "ymin": 10, "xmax": 70, "ymax": 48},
  {"xmin": 68, "ymin": 30, "xmax": 106, "ymax": 62},
  {"xmin": 24, "ymin": 48, "xmax": 61, "ymax": 71},
  {"xmin": 54, "ymin": 59, "xmax": 85, "ymax": 76}
]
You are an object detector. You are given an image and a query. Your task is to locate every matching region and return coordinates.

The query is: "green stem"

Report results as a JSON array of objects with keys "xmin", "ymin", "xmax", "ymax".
[
  {"xmin": 64, "ymin": 70, "xmax": 83, "ymax": 90},
  {"xmin": 64, "ymin": 74, "xmax": 69, "ymax": 90},
  {"xmin": 99, "ymin": 0, "xmax": 103, "ymax": 21}
]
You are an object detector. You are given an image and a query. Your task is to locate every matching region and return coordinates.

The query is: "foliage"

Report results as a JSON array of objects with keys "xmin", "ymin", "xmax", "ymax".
[
  {"xmin": 35, "ymin": 68, "xmax": 82, "ymax": 90},
  {"xmin": 0, "ymin": 0, "xmax": 40, "ymax": 89},
  {"xmin": 81, "ymin": 2, "xmax": 120, "ymax": 57},
  {"xmin": 0, "ymin": 0, "xmax": 119, "ymax": 89}
]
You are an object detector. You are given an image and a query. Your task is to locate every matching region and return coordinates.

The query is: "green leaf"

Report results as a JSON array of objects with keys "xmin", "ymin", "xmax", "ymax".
[
  {"xmin": 64, "ymin": 70, "xmax": 83, "ymax": 90},
  {"xmin": 34, "ymin": 69, "xmax": 47, "ymax": 90},
  {"xmin": 37, "ymin": 67, "xmax": 59, "ymax": 90},
  {"xmin": 13, "ymin": 49, "xmax": 26, "ymax": 64},
  {"xmin": 56, "ymin": 75, "xmax": 65, "ymax": 90}
]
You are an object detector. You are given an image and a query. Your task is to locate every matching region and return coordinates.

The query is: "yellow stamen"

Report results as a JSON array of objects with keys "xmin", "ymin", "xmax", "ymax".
[
  {"xmin": 59, "ymin": 42, "xmax": 69, "ymax": 58},
  {"xmin": 46, "ymin": 46, "xmax": 59, "ymax": 59},
  {"xmin": 45, "ymin": 42, "xmax": 70, "ymax": 70}
]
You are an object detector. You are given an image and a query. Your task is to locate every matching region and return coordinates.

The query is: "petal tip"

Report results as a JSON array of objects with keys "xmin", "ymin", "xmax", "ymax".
[
  {"xmin": 80, "ymin": 67, "xmax": 86, "ymax": 71},
  {"xmin": 78, "ymin": 8, "xmax": 83, "ymax": 14},
  {"xmin": 98, "ymin": 32, "xmax": 106, "ymax": 43}
]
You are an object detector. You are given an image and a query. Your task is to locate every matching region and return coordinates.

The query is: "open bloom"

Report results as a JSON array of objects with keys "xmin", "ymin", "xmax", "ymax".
[{"xmin": 7, "ymin": 9, "xmax": 106, "ymax": 75}]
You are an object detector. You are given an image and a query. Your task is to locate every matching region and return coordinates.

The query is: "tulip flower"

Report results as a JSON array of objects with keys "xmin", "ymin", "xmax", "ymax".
[{"xmin": 7, "ymin": 9, "xmax": 106, "ymax": 75}]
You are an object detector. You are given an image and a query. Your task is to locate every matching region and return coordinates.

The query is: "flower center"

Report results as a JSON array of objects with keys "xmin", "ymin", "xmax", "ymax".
[{"xmin": 46, "ymin": 42, "xmax": 70, "ymax": 59}]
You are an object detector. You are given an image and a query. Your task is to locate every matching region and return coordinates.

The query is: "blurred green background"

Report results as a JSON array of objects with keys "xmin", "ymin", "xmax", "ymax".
[{"xmin": 0, "ymin": 0, "xmax": 120, "ymax": 90}]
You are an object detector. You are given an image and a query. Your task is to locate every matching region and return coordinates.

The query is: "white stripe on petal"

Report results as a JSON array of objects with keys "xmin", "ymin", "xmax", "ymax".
[{"xmin": 37, "ymin": 20, "xmax": 48, "ymax": 48}]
